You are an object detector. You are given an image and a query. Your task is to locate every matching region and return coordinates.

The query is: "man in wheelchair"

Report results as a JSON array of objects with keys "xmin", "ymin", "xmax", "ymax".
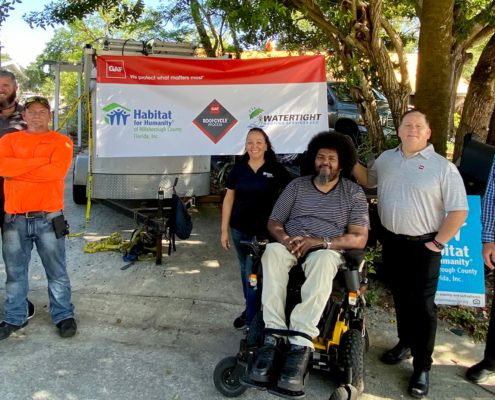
[{"xmin": 248, "ymin": 131, "xmax": 369, "ymax": 393}]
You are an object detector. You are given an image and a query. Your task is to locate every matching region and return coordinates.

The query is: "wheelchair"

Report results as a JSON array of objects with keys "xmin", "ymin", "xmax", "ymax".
[{"xmin": 213, "ymin": 238, "xmax": 368, "ymax": 400}]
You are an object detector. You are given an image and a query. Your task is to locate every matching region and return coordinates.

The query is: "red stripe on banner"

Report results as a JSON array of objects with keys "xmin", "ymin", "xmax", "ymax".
[{"xmin": 96, "ymin": 55, "xmax": 326, "ymax": 85}]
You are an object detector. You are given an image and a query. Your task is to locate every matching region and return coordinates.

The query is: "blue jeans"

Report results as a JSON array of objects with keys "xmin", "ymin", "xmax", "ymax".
[
  {"xmin": 2, "ymin": 213, "xmax": 74, "ymax": 326},
  {"xmin": 230, "ymin": 228, "xmax": 261, "ymax": 326}
]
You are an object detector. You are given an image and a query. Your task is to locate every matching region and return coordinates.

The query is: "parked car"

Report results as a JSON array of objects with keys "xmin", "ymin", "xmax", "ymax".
[{"xmin": 327, "ymin": 81, "xmax": 395, "ymax": 143}]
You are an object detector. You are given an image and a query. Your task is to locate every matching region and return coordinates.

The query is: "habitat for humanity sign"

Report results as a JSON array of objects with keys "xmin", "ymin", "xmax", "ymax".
[
  {"xmin": 435, "ymin": 196, "xmax": 485, "ymax": 307},
  {"xmin": 95, "ymin": 55, "xmax": 328, "ymax": 157}
]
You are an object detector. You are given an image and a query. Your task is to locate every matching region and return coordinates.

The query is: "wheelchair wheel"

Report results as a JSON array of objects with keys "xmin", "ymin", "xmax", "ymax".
[
  {"xmin": 364, "ymin": 327, "xmax": 370, "ymax": 353},
  {"xmin": 340, "ymin": 329, "xmax": 365, "ymax": 393},
  {"xmin": 213, "ymin": 356, "xmax": 247, "ymax": 397},
  {"xmin": 329, "ymin": 384, "xmax": 359, "ymax": 400}
]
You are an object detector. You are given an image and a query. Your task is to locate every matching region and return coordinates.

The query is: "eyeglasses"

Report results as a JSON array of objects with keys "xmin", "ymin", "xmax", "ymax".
[{"xmin": 25, "ymin": 96, "xmax": 50, "ymax": 110}]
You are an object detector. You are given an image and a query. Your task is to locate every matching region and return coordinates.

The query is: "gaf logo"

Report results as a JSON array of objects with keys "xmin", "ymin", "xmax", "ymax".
[{"xmin": 106, "ymin": 60, "xmax": 126, "ymax": 79}]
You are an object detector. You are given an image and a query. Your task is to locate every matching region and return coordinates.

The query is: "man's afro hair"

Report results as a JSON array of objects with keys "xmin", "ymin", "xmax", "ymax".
[{"xmin": 301, "ymin": 131, "xmax": 357, "ymax": 178}]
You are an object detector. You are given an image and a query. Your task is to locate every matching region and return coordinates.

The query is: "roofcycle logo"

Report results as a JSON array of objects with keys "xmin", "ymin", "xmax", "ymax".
[
  {"xmin": 105, "ymin": 60, "xmax": 126, "ymax": 79},
  {"xmin": 102, "ymin": 103, "xmax": 131, "ymax": 126},
  {"xmin": 193, "ymin": 99, "xmax": 238, "ymax": 143}
]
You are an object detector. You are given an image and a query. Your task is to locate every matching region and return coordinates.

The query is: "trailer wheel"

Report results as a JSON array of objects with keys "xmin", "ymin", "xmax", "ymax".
[{"xmin": 73, "ymin": 184, "xmax": 87, "ymax": 205}]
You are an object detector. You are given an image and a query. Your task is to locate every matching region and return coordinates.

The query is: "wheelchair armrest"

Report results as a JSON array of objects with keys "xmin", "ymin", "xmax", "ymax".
[
  {"xmin": 342, "ymin": 249, "xmax": 365, "ymax": 271},
  {"xmin": 239, "ymin": 236, "xmax": 269, "ymax": 257},
  {"xmin": 340, "ymin": 267, "xmax": 361, "ymax": 292}
]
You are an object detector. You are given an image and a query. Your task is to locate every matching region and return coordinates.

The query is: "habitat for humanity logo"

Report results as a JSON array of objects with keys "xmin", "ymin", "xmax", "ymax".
[
  {"xmin": 102, "ymin": 103, "xmax": 131, "ymax": 126},
  {"xmin": 248, "ymin": 105, "xmax": 323, "ymax": 129}
]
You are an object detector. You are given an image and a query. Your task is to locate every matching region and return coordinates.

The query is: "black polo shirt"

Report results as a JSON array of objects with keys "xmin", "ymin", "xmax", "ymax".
[{"xmin": 226, "ymin": 160, "xmax": 291, "ymax": 236}]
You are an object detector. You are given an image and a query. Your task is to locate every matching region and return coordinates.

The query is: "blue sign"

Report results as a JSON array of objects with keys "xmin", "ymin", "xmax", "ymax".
[{"xmin": 435, "ymin": 195, "xmax": 485, "ymax": 307}]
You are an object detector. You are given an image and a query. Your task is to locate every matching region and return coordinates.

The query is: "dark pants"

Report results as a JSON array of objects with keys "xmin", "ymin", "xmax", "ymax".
[
  {"xmin": 484, "ymin": 272, "xmax": 495, "ymax": 366},
  {"xmin": 382, "ymin": 230, "xmax": 442, "ymax": 371},
  {"xmin": 230, "ymin": 228, "xmax": 261, "ymax": 326}
]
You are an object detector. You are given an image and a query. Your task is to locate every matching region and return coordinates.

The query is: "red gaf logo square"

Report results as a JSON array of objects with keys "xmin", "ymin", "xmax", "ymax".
[{"xmin": 106, "ymin": 60, "xmax": 126, "ymax": 79}]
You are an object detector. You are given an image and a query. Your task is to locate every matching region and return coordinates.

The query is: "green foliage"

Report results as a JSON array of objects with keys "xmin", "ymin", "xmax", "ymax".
[
  {"xmin": 0, "ymin": 0, "xmax": 20, "ymax": 27},
  {"xmin": 364, "ymin": 244, "xmax": 382, "ymax": 275},
  {"xmin": 364, "ymin": 290, "xmax": 379, "ymax": 306},
  {"xmin": 23, "ymin": 0, "xmax": 145, "ymax": 30},
  {"xmin": 355, "ymin": 134, "xmax": 399, "ymax": 165},
  {"xmin": 438, "ymin": 305, "xmax": 489, "ymax": 342}
]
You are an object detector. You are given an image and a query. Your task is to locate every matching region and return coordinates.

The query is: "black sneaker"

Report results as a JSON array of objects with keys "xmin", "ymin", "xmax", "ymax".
[
  {"xmin": 56, "ymin": 318, "xmax": 77, "ymax": 338},
  {"xmin": 27, "ymin": 300, "xmax": 35, "ymax": 320},
  {"xmin": 249, "ymin": 335, "xmax": 280, "ymax": 383},
  {"xmin": 233, "ymin": 311, "xmax": 246, "ymax": 330},
  {"xmin": 0, "ymin": 320, "xmax": 28, "ymax": 340},
  {"xmin": 277, "ymin": 344, "xmax": 311, "ymax": 392}
]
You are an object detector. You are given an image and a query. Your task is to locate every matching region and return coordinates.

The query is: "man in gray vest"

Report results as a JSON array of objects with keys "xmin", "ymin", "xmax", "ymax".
[{"xmin": 353, "ymin": 109, "xmax": 468, "ymax": 398}]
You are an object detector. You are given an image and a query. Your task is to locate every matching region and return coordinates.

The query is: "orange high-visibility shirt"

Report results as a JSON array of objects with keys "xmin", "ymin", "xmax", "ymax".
[{"xmin": 0, "ymin": 130, "xmax": 73, "ymax": 214}]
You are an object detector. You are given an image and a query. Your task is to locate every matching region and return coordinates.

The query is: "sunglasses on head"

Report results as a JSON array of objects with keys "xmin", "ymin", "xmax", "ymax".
[{"xmin": 25, "ymin": 96, "xmax": 50, "ymax": 109}]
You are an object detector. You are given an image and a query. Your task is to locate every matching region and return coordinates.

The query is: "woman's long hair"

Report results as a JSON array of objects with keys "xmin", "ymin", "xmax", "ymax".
[{"xmin": 240, "ymin": 128, "xmax": 277, "ymax": 164}]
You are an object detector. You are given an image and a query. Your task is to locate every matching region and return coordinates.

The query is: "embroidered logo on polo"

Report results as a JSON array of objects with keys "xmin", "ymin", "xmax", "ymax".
[{"xmin": 193, "ymin": 99, "xmax": 238, "ymax": 143}]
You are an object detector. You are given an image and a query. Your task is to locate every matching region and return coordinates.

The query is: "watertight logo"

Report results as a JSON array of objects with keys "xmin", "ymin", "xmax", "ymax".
[
  {"xmin": 248, "ymin": 105, "xmax": 323, "ymax": 129},
  {"xmin": 105, "ymin": 60, "xmax": 126, "ymax": 79},
  {"xmin": 248, "ymin": 106, "xmax": 265, "ymax": 128},
  {"xmin": 102, "ymin": 103, "xmax": 131, "ymax": 126}
]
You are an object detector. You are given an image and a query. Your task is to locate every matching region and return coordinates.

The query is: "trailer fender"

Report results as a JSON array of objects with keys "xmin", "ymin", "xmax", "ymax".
[
  {"xmin": 73, "ymin": 154, "xmax": 89, "ymax": 185},
  {"xmin": 73, "ymin": 154, "xmax": 89, "ymax": 205}
]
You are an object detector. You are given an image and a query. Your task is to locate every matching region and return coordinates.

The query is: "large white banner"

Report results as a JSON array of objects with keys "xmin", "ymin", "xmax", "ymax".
[{"xmin": 95, "ymin": 55, "xmax": 328, "ymax": 157}]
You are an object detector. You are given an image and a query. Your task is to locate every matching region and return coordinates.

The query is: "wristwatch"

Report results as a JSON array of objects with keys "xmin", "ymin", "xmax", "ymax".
[
  {"xmin": 432, "ymin": 239, "xmax": 445, "ymax": 250},
  {"xmin": 323, "ymin": 237, "xmax": 332, "ymax": 249}
]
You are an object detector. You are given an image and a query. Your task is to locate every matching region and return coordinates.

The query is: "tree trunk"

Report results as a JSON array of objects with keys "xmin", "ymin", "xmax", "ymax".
[
  {"xmin": 367, "ymin": 0, "xmax": 411, "ymax": 131},
  {"xmin": 453, "ymin": 33, "xmax": 495, "ymax": 158},
  {"xmin": 414, "ymin": 0, "xmax": 454, "ymax": 157},
  {"xmin": 190, "ymin": 0, "xmax": 215, "ymax": 57},
  {"xmin": 487, "ymin": 105, "xmax": 495, "ymax": 145}
]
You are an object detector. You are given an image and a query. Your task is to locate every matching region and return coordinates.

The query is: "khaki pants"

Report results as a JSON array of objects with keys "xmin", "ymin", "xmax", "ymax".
[{"xmin": 261, "ymin": 242, "xmax": 343, "ymax": 349}]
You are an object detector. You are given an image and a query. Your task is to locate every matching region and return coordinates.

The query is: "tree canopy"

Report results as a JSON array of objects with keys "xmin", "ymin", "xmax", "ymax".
[{"xmin": 2, "ymin": 0, "xmax": 495, "ymax": 155}]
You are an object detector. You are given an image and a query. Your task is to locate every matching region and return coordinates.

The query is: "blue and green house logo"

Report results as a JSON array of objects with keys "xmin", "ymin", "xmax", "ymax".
[{"xmin": 103, "ymin": 103, "xmax": 131, "ymax": 126}]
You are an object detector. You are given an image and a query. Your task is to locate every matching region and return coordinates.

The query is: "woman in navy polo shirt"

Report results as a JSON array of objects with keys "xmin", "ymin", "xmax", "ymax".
[{"xmin": 221, "ymin": 128, "xmax": 291, "ymax": 330}]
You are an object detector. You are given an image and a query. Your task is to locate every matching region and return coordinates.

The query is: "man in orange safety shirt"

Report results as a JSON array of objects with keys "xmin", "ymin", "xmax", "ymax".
[{"xmin": 0, "ymin": 96, "xmax": 76, "ymax": 340}]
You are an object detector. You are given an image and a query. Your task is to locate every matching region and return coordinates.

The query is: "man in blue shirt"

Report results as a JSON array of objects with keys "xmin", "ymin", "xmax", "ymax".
[{"xmin": 466, "ymin": 158, "xmax": 495, "ymax": 383}]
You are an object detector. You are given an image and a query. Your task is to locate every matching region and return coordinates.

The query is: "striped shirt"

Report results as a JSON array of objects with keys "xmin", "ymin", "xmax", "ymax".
[
  {"xmin": 269, "ymin": 175, "xmax": 369, "ymax": 238},
  {"xmin": 482, "ymin": 156, "xmax": 495, "ymax": 243}
]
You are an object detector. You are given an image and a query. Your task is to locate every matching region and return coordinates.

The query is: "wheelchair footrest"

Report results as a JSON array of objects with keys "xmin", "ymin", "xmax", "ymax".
[
  {"xmin": 239, "ymin": 375, "xmax": 270, "ymax": 390},
  {"xmin": 240, "ymin": 376, "xmax": 306, "ymax": 399},
  {"xmin": 268, "ymin": 386, "xmax": 306, "ymax": 399}
]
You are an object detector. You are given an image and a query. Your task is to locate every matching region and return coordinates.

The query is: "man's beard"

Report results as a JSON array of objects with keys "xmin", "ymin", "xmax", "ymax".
[
  {"xmin": 315, "ymin": 168, "xmax": 339, "ymax": 185},
  {"xmin": 0, "ymin": 90, "xmax": 16, "ymax": 109}
]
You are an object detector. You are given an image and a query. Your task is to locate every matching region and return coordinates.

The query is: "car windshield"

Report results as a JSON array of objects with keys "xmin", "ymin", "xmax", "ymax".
[
  {"xmin": 328, "ymin": 82, "xmax": 354, "ymax": 102},
  {"xmin": 328, "ymin": 82, "xmax": 388, "ymax": 103}
]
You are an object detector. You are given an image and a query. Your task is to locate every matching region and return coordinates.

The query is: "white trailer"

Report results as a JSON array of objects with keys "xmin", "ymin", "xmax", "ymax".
[{"xmin": 72, "ymin": 39, "xmax": 211, "ymax": 205}]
